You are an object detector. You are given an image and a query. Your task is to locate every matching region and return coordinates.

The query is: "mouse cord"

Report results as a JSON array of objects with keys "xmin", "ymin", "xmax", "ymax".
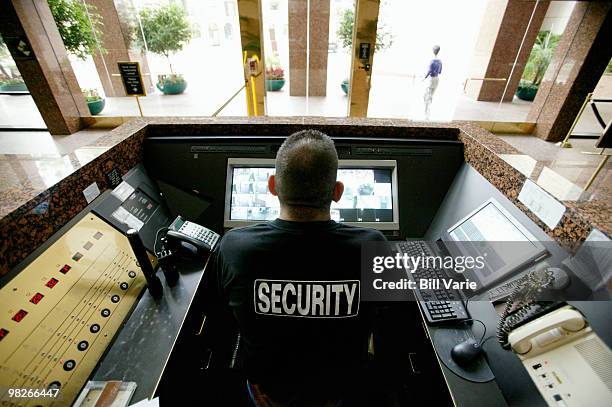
[
  {"xmin": 462, "ymin": 297, "xmax": 487, "ymax": 345},
  {"xmin": 462, "ymin": 318, "xmax": 487, "ymax": 346}
]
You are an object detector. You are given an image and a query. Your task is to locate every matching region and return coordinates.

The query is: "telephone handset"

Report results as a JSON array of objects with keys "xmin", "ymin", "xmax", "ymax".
[
  {"xmin": 508, "ymin": 306, "xmax": 586, "ymax": 355},
  {"xmin": 165, "ymin": 216, "xmax": 220, "ymax": 256}
]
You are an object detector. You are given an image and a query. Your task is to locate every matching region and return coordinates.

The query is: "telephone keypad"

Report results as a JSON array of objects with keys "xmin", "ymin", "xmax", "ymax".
[{"xmin": 178, "ymin": 221, "xmax": 220, "ymax": 249}]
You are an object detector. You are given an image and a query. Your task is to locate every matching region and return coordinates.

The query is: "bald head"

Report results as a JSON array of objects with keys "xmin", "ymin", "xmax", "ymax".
[{"xmin": 273, "ymin": 130, "xmax": 338, "ymax": 209}]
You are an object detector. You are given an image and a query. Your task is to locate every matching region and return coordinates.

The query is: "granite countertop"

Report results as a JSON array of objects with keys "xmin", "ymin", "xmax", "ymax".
[{"xmin": 0, "ymin": 117, "xmax": 609, "ymax": 275}]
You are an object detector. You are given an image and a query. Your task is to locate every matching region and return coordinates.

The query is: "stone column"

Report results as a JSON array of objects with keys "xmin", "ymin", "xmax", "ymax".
[
  {"xmin": 288, "ymin": 0, "xmax": 330, "ymax": 97},
  {"xmin": 527, "ymin": 2, "xmax": 612, "ymax": 142},
  {"xmin": 465, "ymin": 0, "xmax": 549, "ymax": 102},
  {"xmin": 0, "ymin": 0, "xmax": 88, "ymax": 134},
  {"xmin": 84, "ymin": 0, "xmax": 152, "ymax": 97},
  {"xmin": 348, "ymin": 0, "xmax": 380, "ymax": 117}
]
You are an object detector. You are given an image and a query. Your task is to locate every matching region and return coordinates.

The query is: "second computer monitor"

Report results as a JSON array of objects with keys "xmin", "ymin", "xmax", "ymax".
[{"xmin": 224, "ymin": 158, "xmax": 399, "ymax": 230}]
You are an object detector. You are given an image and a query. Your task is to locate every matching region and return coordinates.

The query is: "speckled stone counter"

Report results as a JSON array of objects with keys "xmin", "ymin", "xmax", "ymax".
[{"xmin": 1, "ymin": 117, "xmax": 609, "ymax": 275}]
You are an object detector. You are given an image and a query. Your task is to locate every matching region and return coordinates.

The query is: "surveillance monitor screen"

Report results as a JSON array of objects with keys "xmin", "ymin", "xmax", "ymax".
[{"xmin": 225, "ymin": 160, "xmax": 398, "ymax": 229}]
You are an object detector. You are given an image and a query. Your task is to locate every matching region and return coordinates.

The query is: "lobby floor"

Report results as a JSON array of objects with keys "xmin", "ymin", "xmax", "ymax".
[{"xmin": 2, "ymin": 87, "xmax": 610, "ymax": 136}]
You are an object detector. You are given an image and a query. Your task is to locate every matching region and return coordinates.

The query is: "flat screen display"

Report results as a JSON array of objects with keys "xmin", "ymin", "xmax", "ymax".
[{"xmin": 229, "ymin": 167, "xmax": 394, "ymax": 223}]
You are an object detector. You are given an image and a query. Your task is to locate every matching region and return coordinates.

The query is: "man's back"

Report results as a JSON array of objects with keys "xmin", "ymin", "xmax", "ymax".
[{"xmin": 212, "ymin": 219, "xmax": 386, "ymax": 400}]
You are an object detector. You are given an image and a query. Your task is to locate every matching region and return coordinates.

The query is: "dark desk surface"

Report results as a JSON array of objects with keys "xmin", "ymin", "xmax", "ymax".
[
  {"xmin": 92, "ymin": 261, "xmax": 207, "ymax": 403},
  {"xmin": 424, "ymin": 300, "xmax": 612, "ymax": 407}
]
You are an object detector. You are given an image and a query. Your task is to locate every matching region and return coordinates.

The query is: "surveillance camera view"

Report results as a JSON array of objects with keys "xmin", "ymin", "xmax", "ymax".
[{"xmin": 230, "ymin": 167, "xmax": 394, "ymax": 223}]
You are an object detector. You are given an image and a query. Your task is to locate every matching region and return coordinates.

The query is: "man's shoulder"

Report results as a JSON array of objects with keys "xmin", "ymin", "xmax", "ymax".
[
  {"xmin": 220, "ymin": 222, "xmax": 271, "ymax": 238},
  {"xmin": 333, "ymin": 223, "xmax": 388, "ymax": 242}
]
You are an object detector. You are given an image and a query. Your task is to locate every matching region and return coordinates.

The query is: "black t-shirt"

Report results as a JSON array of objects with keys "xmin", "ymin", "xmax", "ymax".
[{"xmin": 210, "ymin": 218, "xmax": 387, "ymax": 399}]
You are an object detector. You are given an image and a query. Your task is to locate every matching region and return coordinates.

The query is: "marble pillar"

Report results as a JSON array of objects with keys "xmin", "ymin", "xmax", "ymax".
[
  {"xmin": 481, "ymin": 0, "xmax": 550, "ymax": 102},
  {"xmin": 527, "ymin": 2, "xmax": 612, "ymax": 142},
  {"xmin": 288, "ymin": 0, "xmax": 330, "ymax": 97},
  {"xmin": 84, "ymin": 0, "xmax": 152, "ymax": 97},
  {"xmin": 466, "ymin": 0, "xmax": 550, "ymax": 102},
  {"xmin": 348, "ymin": 0, "xmax": 380, "ymax": 117},
  {"xmin": 0, "ymin": 0, "xmax": 88, "ymax": 134}
]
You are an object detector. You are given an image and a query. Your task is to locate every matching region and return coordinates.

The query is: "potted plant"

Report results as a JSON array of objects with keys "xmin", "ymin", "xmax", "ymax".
[
  {"xmin": 83, "ymin": 88, "xmax": 105, "ymax": 115},
  {"xmin": 516, "ymin": 30, "xmax": 559, "ymax": 101},
  {"xmin": 0, "ymin": 35, "xmax": 27, "ymax": 91},
  {"xmin": 341, "ymin": 78, "xmax": 349, "ymax": 95},
  {"xmin": 265, "ymin": 67, "xmax": 285, "ymax": 91},
  {"xmin": 0, "ymin": 77, "xmax": 27, "ymax": 92},
  {"xmin": 336, "ymin": 8, "xmax": 392, "ymax": 93},
  {"xmin": 136, "ymin": 4, "xmax": 192, "ymax": 95}
]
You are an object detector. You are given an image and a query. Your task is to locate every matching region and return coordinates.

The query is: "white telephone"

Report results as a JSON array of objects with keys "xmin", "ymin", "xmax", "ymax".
[{"xmin": 508, "ymin": 305, "xmax": 612, "ymax": 407}]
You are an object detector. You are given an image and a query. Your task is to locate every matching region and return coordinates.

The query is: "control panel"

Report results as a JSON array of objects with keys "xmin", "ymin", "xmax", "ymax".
[{"xmin": 0, "ymin": 214, "xmax": 146, "ymax": 406}]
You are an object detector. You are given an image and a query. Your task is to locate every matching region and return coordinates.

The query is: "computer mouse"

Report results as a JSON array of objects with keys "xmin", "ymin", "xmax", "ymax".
[{"xmin": 450, "ymin": 338, "xmax": 483, "ymax": 366}]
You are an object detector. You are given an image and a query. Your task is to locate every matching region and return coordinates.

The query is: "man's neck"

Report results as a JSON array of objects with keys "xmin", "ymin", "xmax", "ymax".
[{"xmin": 279, "ymin": 206, "xmax": 331, "ymax": 222}]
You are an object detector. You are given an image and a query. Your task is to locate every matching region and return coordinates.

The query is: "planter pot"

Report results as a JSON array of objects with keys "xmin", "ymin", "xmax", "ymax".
[
  {"xmin": 265, "ymin": 79, "xmax": 285, "ymax": 91},
  {"xmin": 341, "ymin": 81, "xmax": 349, "ymax": 95},
  {"xmin": 87, "ymin": 98, "xmax": 105, "ymax": 115},
  {"xmin": 0, "ymin": 82, "xmax": 27, "ymax": 92},
  {"xmin": 516, "ymin": 86, "xmax": 538, "ymax": 101},
  {"xmin": 157, "ymin": 79, "xmax": 187, "ymax": 95}
]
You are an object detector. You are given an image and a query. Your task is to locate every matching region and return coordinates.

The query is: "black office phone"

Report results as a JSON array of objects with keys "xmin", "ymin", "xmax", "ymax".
[{"xmin": 166, "ymin": 216, "xmax": 220, "ymax": 255}]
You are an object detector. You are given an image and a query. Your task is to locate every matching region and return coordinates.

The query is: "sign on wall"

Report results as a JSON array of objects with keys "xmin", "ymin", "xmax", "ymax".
[{"xmin": 117, "ymin": 62, "xmax": 146, "ymax": 96}]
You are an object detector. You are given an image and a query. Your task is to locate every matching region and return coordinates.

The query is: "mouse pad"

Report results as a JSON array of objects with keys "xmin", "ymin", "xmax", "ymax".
[{"xmin": 433, "ymin": 327, "xmax": 495, "ymax": 383}]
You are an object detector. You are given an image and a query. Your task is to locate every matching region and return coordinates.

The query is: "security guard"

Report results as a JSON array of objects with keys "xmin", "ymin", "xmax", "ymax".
[{"xmin": 210, "ymin": 130, "xmax": 388, "ymax": 406}]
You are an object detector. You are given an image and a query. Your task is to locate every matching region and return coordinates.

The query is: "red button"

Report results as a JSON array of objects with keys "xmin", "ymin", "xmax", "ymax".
[
  {"xmin": 12, "ymin": 309, "xmax": 28, "ymax": 323},
  {"xmin": 60, "ymin": 265, "xmax": 71, "ymax": 274},
  {"xmin": 46, "ymin": 278, "xmax": 59, "ymax": 289},
  {"xmin": 30, "ymin": 292, "xmax": 44, "ymax": 304},
  {"xmin": 0, "ymin": 328, "xmax": 8, "ymax": 341}
]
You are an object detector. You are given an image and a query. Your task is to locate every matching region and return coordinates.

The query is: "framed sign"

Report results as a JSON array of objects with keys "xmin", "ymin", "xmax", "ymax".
[
  {"xmin": 359, "ymin": 43, "xmax": 371, "ymax": 60},
  {"xmin": 117, "ymin": 62, "xmax": 146, "ymax": 96}
]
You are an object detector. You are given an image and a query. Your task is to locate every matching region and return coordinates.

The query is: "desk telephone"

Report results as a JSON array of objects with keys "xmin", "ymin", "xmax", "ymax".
[
  {"xmin": 165, "ymin": 215, "xmax": 220, "ymax": 255},
  {"xmin": 497, "ymin": 265, "xmax": 612, "ymax": 406}
]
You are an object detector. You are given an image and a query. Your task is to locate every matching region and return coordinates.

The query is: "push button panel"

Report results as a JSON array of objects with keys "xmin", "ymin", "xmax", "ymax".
[{"xmin": 0, "ymin": 214, "xmax": 146, "ymax": 406}]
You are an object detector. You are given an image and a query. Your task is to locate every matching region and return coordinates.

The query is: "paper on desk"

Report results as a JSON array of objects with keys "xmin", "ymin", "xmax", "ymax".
[{"xmin": 129, "ymin": 397, "xmax": 159, "ymax": 407}]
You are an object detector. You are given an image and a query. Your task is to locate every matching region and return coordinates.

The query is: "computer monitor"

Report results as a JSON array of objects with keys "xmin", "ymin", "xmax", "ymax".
[
  {"xmin": 445, "ymin": 198, "xmax": 548, "ymax": 289},
  {"xmin": 224, "ymin": 158, "xmax": 399, "ymax": 230}
]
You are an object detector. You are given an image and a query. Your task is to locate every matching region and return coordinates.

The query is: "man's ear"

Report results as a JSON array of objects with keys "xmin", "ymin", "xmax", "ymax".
[
  {"xmin": 332, "ymin": 181, "xmax": 344, "ymax": 203},
  {"xmin": 268, "ymin": 175, "xmax": 278, "ymax": 196}
]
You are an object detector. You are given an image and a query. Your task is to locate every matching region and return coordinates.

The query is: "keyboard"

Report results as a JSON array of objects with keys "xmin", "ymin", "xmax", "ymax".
[{"xmin": 396, "ymin": 240, "xmax": 470, "ymax": 325}]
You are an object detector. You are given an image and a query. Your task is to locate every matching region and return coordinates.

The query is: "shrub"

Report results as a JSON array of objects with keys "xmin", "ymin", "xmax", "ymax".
[
  {"xmin": 135, "ymin": 4, "xmax": 192, "ymax": 74},
  {"xmin": 336, "ymin": 8, "xmax": 392, "ymax": 51},
  {"xmin": 82, "ymin": 88, "xmax": 102, "ymax": 102},
  {"xmin": 521, "ymin": 30, "xmax": 560, "ymax": 86},
  {"xmin": 48, "ymin": 0, "xmax": 105, "ymax": 60}
]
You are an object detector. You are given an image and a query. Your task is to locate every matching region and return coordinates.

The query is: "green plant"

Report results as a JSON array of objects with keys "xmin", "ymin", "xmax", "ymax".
[
  {"xmin": 336, "ymin": 8, "xmax": 392, "ymax": 52},
  {"xmin": 0, "ymin": 35, "xmax": 16, "ymax": 80},
  {"xmin": 266, "ymin": 67, "xmax": 284, "ymax": 80},
  {"xmin": 521, "ymin": 30, "xmax": 560, "ymax": 87},
  {"xmin": 135, "ymin": 4, "xmax": 192, "ymax": 73},
  {"xmin": 159, "ymin": 73, "xmax": 186, "ymax": 85},
  {"xmin": 265, "ymin": 54, "xmax": 281, "ymax": 68},
  {"xmin": 48, "ymin": 0, "xmax": 105, "ymax": 60},
  {"xmin": 82, "ymin": 88, "xmax": 102, "ymax": 102},
  {"xmin": 0, "ymin": 77, "xmax": 25, "ymax": 85}
]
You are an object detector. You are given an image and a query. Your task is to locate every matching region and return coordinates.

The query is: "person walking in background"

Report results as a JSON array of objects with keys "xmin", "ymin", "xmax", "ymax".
[{"xmin": 423, "ymin": 45, "xmax": 442, "ymax": 121}]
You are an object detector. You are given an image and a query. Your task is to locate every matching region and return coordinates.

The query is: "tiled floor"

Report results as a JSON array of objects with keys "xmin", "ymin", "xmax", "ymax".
[{"xmin": 2, "ymin": 83, "xmax": 610, "ymax": 136}]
